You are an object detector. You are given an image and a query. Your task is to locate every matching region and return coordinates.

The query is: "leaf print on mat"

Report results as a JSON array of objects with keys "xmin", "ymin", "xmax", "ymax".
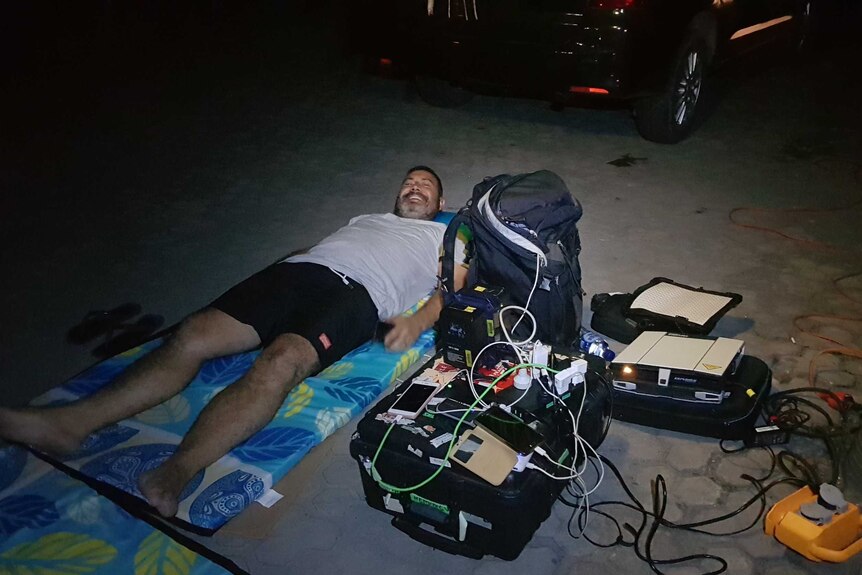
[
  {"xmin": 134, "ymin": 531, "xmax": 197, "ymax": 575},
  {"xmin": 198, "ymin": 353, "xmax": 256, "ymax": 386},
  {"xmin": 321, "ymin": 377, "xmax": 385, "ymax": 407},
  {"xmin": 63, "ymin": 363, "xmax": 127, "ymax": 397},
  {"xmin": 391, "ymin": 348, "xmax": 420, "ymax": 382},
  {"xmin": 0, "ymin": 495, "xmax": 59, "ymax": 537},
  {"xmin": 278, "ymin": 383, "xmax": 313, "ymax": 419},
  {"xmin": 64, "ymin": 495, "xmax": 104, "ymax": 526},
  {"xmin": 0, "ymin": 532, "xmax": 116, "ymax": 574},
  {"xmin": 315, "ymin": 407, "xmax": 353, "ymax": 437},
  {"xmin": 317, "ymin": 361, "xmax": 353, "ymax": 380},
  {"xmin": 0, "ymin": 446, "xmax": 27, "ymax": 492},
  {"xmin": 61, "ymin": 424, "xmax": 139, "ymax": 461},
  {"xmin": 231, "ymin": 427, "xmax": 317, "ymax": 463}
]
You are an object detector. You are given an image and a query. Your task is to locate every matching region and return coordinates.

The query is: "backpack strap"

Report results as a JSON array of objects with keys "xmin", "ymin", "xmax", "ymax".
[{"xmin": 441, "ymin": 209, "xmax": 470, "ymax": 304}]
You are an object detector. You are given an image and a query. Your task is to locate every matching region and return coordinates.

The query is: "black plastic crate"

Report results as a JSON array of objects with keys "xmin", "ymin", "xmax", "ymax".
[{"xmin": 349, "ymin": 357, "xmax": 611, "ymax": 560}]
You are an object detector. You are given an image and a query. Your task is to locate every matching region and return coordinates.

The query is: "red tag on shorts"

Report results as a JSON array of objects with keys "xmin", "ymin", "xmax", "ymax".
[{"xmin": 318, "ymin": 333, "xmax": 332, "ymax": 350}]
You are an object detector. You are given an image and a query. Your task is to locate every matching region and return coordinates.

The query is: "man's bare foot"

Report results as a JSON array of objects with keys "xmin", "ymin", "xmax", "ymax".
[
  {"xmin": 139, "ymin": 461, "xmax": 191, "ymax": 518},
  {"xmin": 0, "ymin": 406, "xmax": 88, "ymax": 455}
]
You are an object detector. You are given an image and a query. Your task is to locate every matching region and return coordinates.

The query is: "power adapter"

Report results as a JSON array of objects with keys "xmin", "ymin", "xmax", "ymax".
[
  {"xmin": 553, "ymin": 358, "xmax": 587, "ymax": 395},
  {"xmin": 744, "ymin": 424, "xmax": 790, "ymax": 448},
  {"xmin": 531, "ymin": 341, "xmax": 551, "ymax": 380}
]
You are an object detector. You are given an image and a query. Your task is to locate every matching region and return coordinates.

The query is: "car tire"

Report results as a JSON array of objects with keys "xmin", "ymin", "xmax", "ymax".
[
  {"xmin": 634, "ymin": 32, "xmax": 709, "ymax": 144},
  {"xmin": 414, "ymin": 75, "xmax": 474, "ymax": 108}
]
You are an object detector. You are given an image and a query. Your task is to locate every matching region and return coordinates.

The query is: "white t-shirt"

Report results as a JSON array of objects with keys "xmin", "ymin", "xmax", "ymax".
[{"xmin": 286, "ymin": 213, "xmax": 463, "ymax": 320}]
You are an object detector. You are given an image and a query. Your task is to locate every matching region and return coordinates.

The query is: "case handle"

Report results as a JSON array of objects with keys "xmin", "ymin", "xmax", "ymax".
[
  {"xmin": 809, "ymin": 514, "xmax": 862, "ymax": 563},
  {"xmin": 391, "ymin": 516, "xmax": 483, "ymax": 559}
]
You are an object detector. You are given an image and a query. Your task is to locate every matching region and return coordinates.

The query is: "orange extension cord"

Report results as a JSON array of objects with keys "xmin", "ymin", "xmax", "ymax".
[{"xmin": 728, "ymin": 163, "xmax": 862, "ymax": 389}]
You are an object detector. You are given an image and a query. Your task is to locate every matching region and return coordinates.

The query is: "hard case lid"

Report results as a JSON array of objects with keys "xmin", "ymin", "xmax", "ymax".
[{"xmin": 613, "ymin": 331, "xmax": 743, "ymax": 377}]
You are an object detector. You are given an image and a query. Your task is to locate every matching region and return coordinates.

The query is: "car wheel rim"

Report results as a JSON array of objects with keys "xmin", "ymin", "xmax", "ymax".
[
  {"xmin": 798, "ymin": 1, "xmax": 811, "ymax": 50},
  {"xmin": 673, "ymin": 50, "xmax": 702, "ymax": 126}
]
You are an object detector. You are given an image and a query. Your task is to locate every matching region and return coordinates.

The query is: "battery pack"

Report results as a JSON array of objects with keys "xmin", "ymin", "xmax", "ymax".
[{"xmin": 439, "ymin": 285, "xmax": 503, "ymax": 368}]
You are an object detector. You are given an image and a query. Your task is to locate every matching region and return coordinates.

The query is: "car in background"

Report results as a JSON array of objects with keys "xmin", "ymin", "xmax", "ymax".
[{"xmin": 351, "ymin": 0, "xmax": 812, "ymax": 143}]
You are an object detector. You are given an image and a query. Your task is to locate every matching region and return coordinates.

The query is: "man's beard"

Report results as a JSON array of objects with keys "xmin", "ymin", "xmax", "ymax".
[{"xmin": 394, "ymin": 197, "xmax": 437, "ymax": 220}]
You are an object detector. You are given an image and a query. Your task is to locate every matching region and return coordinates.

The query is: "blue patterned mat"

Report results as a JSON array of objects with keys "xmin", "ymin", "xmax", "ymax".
[
  {"xmin": 31, "ymin": 330, "xmax": 436, "ymax": 532},
  {"xmin": 0, "ymin": 445, "xmax": 242, "ymax": 574}
]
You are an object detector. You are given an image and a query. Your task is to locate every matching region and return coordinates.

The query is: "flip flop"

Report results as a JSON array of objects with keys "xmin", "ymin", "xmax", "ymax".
[
  {"xmin": 92, "ymin": 314, "xmax": 165, "ymax": 358},
  {"xmin": 67, "ymin": 303, "xmax": 142, "ymax": 344}
]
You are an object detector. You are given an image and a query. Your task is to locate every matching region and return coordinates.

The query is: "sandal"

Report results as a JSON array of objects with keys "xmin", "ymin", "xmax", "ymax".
[
  {"xmin": 67, "ymin": 303, "xmax": 142, "ymax": 344},
  {"xmin": 92, "ymin": 314, "xmax": 164, "ymax": 358}
]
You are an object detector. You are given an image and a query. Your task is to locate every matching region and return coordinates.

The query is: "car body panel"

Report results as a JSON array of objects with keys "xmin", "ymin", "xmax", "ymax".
[{"xmin": 352, "ymin": 0, "xmax": 799, "ymax": 100}]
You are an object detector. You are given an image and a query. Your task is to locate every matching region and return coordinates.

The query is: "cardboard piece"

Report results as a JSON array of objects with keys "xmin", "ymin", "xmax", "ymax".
[{"xmin": 450, "ymin": 425, "xmax": 518, "ymax": 486}]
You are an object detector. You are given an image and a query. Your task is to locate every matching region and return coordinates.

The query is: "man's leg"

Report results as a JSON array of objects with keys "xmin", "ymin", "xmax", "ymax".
[
  {"xmin": 0, "ymin": 309, "xmax": 261, "ymax": 454},
  {"xmin": 139, "ymin": 332, "xmax": 320, "ymax": 517}
]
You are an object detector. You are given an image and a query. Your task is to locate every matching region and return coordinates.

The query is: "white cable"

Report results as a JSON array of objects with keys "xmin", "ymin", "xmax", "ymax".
[
  {"xmin": 575, "ymin": 475, "xmax": 591, "ymax": 535},
  {"xmin": 531, "ymin": 375, "xmax": 605, "ymax": 495},
  {"xmin": 466, "ymin": 340, "xmax": 531, "ymax": 407},
  {"xmin": 441, "ymin": 245, "xmax": 607, "ymax": 494},
  {"xmin": 504, "ymin": 382, "xmax": 531, "ymax": 408},
  {"xmin": 508, "ymin": 252, "xmax": 542, "ymax": 337},
  {"xmin": 500, "ymin": 305, "xmax": 537, "ymax": 346}
]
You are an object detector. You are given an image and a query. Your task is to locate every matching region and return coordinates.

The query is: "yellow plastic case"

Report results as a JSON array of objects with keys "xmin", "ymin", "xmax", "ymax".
[{"xmin": 765, "ymin": 486, "xmax": 862, "ymax": 562}]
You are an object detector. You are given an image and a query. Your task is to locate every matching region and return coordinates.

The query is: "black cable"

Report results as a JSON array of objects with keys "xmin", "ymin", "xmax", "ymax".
[
  {"xmin": 777, "ymin": 449, "xmax": 821, "ymax": 485},
  {"xmin": 581, "ymin": 454, "xmax": 808, "ymax": 555},
  {"xmin": 628, "ymin": 474, "xmax": 728, "ymax": 575},
  {"xmin": 562, "ymin": 387, "xmax": 857, "ymax": 572},
  {"xmin": 762, "ymin": 387, "xmax": 862, "ymax": 488},
  {"xmin": 580, "ymin": 509, "xmax": 627, "ymax": 548},
  {"xmin": 577, "ymin": 456, "xmax": 729, "ymax": 574},
  {"xmin": 718, "ymin": 439, "xmax": 746, "ymax": 453},
  {"xmin": 749, "ymin": 445, "xmax": 778, "ymax": 483},
  {"xmin": 766, "ymin": 388, "xmax": 862, "ymax": 438},
  {"xmin": 774, "ymin": 395, "xmax": 835, "ymax": 431},
  {"xmin": 591, "ymin": 367, "xmax": 614, "ymax": 446},
  {"xmin": 643, "ymin": 475, "xmax": 728, "ymax": 575}
]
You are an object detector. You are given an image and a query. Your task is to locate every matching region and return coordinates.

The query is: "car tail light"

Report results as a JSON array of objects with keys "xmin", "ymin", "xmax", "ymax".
[
  {"xmin": 588, "ymin": 0, "xmax": 636, "ymax": 8},
  {"xmin": 569, "ymin": 86, "xmax": 610, "ymax": 95}
]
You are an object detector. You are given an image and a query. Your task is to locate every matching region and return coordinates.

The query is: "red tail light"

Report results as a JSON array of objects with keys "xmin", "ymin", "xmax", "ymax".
[
  {"xmin": 588, "ymin": 0, "xmax": 636, "ymax": 8},
  {"xmin": 569, "ymin": 86, "xmax": 610, "ymax": 95}
]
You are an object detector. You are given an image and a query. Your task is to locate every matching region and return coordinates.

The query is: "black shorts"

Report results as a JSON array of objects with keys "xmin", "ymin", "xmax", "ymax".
[{"xmin": 211, "ymin": 262, "xmax": 379, "ymax": 369}]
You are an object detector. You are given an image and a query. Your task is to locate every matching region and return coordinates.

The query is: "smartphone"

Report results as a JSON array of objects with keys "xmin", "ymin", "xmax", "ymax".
[
  {"xmin": 476, "ymin": 405, "xmax": 544, "ymax": 454},
  {"xmin": 428, "ymin": 397, "xmax": 480, "ymax": 427},
  {"xmin": 387, "ymin": 381, "xmax": 440, "ymax": 418}
]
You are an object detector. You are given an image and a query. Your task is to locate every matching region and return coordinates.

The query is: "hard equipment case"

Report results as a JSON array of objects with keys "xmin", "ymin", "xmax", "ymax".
[
  {"xmin": 611, "ymin": 355, "xmax": 772, "ymax": 439},
  {"xmin": 349, "ymin": 354, "xmax": 611, "ymax": 560}
]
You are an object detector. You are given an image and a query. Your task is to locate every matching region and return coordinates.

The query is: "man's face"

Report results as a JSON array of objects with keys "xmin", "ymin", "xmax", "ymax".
[{"xmin": 394, "ymin": 169, "xmax": 444, "ymax": 220}]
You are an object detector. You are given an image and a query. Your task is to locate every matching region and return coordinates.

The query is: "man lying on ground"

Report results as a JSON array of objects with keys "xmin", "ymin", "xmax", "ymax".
[{"xmin": 0, "ymin": 165, "xmax": 467, "ymax": 517}]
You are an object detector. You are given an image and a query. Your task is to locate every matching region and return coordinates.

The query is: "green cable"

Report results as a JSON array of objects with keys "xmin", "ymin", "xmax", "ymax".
[{"xmin": 370, "ymin": 362, "xmax": 562, "ymax": 493}]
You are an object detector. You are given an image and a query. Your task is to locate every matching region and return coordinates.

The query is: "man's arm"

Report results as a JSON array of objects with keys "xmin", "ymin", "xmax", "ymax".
[{"xmin": 384, "ymin": 263, "xmax": 468, "ymax": 352}]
